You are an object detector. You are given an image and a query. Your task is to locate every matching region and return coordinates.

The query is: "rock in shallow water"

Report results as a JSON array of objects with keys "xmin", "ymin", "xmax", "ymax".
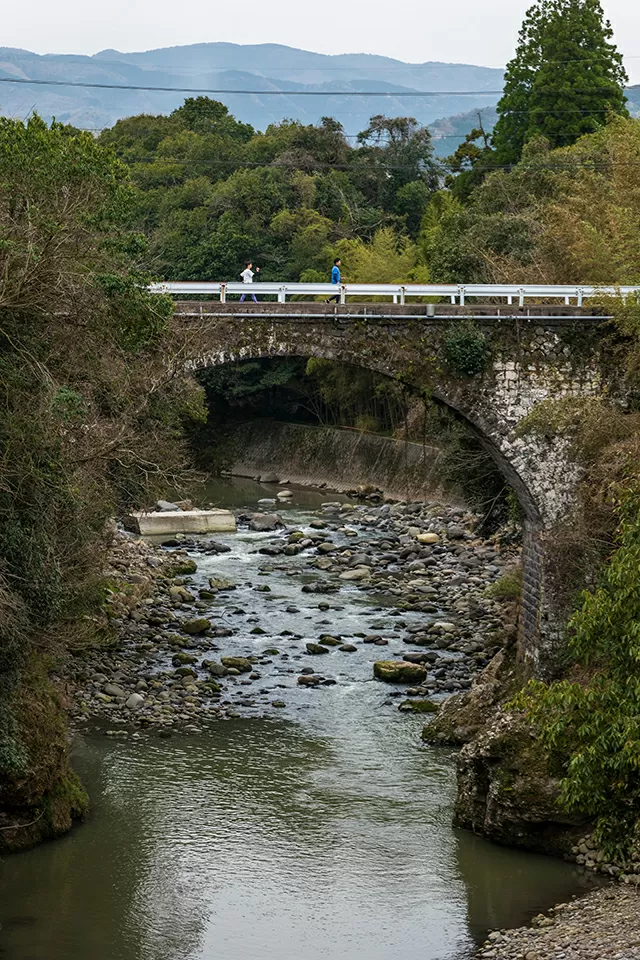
[{"xmin": 373, "ymin": 661, "xmax": 428, "ymax": 683}]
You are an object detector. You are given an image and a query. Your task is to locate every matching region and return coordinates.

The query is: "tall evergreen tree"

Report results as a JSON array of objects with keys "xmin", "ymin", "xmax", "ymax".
[{"xmin": 493, "ymin": 0, "xmax": 628, "ymax": 164}]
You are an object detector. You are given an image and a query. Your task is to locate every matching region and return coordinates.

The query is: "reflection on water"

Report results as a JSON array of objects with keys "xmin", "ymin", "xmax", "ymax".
[
  {"xmin": 0, "ymin": 479, "xmax": 599, "ymax": 960},
  {"xmin": 0, "ymin": 723, "xmax": 598, "ymax": 960}
]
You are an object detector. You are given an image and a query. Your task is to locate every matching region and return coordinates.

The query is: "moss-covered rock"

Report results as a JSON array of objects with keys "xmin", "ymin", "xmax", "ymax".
[
  {"xmin": 306, "ymin": 643, "xmax": 330, "ymax": 655},
  {"xmin": 454, "ymin": 709, "xmax": 588, "ymax": 855},
  {"xmin": 208, "ymin": 577, "xmax": 236, "ymax": 591},
  {"xmin": 172, "ymin": 652, "xmax": 198, "ymax": 666},
  {"xmin": 373, "ymin": 661, "xmax": 427, "ymax": 683},
  {"xmin": 220, "ymin": 657, "xmax": 252, "ymax": 673},
  {"xmin": 168, "ymin": 558, "xmax": 197, "ymax": 576},
  {"xmin": 182, "ymin": 618, "xmax": 210, "ymax": 635},
  {"xmin": 399, "ymin": 699, "xmax": 439, "ymax": 714}
]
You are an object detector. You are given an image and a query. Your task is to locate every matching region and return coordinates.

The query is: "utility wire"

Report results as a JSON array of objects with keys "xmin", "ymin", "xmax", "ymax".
[
  {"xmin": 0, "ymin": 75, "xmax": 634, "ymax": 98},
  {"xmin": 0, "ymin": 77, "xmax": 507, "ymax": 95}
]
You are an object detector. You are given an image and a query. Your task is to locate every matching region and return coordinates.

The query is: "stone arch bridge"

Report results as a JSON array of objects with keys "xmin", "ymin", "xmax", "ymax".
[{"xmin": 172, "ymin": 300, "xmax": 621, "ymax": 674}]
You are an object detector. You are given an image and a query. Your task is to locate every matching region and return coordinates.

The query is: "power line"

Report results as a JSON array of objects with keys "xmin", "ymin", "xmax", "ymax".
[
  {"xmin": 0, "ymin": 75, "xmax": 634, "ymax": 101},
  {"xmin": 0, "ymin": 76, "xmax": 507, "ymax": 96}
]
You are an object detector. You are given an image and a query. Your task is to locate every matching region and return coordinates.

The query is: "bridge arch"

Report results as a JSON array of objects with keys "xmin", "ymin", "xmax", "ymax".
[{"xmin": 178, "ymin": 302, "xmax": 608, "ymax": 672}]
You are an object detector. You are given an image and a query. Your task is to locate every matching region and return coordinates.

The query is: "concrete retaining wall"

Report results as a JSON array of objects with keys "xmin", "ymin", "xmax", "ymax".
[{"xmin": 228, "ymin": 420, "xmax": 446, "ymax": 502}]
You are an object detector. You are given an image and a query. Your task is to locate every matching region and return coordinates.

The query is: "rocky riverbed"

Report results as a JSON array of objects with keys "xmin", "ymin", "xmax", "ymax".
[{"xmin": 63, "ymin": 495, "xmax": 520, "ymax": 738}]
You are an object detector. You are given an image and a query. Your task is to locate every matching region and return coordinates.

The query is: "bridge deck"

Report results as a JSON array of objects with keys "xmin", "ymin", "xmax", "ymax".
[{"xmin": 174, "ymin": 302, "xmax": 611, "ymax": 321}]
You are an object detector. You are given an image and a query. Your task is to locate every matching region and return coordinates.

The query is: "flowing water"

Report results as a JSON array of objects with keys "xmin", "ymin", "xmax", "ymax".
[{"xmin": 0, "ymin": 478, "xmax": 599, "ymax": 960}]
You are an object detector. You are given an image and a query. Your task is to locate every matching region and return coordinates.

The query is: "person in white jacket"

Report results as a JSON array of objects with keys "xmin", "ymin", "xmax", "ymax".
[{"xmin": 240, "ymin": 261, "xmax": 259, "ymax": 302}]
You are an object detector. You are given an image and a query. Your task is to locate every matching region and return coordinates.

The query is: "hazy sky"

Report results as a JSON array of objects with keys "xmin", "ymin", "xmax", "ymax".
[{"xmin": 4, "ymin": 0, "xmax": 640, "ymax": 82}]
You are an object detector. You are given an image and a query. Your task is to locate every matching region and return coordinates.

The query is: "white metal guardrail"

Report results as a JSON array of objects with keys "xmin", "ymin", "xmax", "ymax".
[{"xmin": 149, "ymin": 281, "xmax": 640, "ymax": 306}]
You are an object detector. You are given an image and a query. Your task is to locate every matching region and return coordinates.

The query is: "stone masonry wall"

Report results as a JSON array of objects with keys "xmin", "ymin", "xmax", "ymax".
[{"xmin": 228, "ymin": 420, "xmax": 447, "ymax": 502}]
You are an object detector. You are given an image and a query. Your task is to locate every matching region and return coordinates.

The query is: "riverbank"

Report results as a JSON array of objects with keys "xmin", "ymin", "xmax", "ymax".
[{"xmin": 475, "ymin": 885, "xmax": 640, "ymax": 959}]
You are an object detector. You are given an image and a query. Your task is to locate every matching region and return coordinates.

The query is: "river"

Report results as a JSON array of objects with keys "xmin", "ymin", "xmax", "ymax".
[{"xmin": 0, "ymin": 478, "xmax": 598, "ymax": 960}]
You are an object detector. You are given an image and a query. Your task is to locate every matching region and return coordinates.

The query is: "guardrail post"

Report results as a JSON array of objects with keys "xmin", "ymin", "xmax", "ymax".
[
  {"xmin": 220, "ymin": 283, "xmax": 226, "ymax": 303},
  {"xmin": 392, "ymin": 294, "xmax": 398, "ymax": 304},
  {"xmin": 508, "ymin": 295, "xmax": 513, "ymax": 305},
  {"xmin": 400, "ymin": 286, "xmax": 406, "ymax": 305},
  {"xmin": 577, "ymin": 288, "xmax": 584, "ymax": 307},
  {"xmin": 459, "ymin": 286, "xmax": 465, "ymax": 307},
  {"xmin": 519, "ymin": 288, "xmax": 525, "ymax": 307},
  {"xmin": 340, "ymin": 284, "xmax": 346, "ymax": 305},
  {"xmin": 278, "ymin": 286, "xmax": 286, "ymax": 303}
]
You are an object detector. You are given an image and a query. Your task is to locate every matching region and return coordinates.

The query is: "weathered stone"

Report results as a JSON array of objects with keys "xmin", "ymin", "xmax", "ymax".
[
  {"xmin": 220, "ymin": 657, "xmax": 252, "ymax": 673},
  {"xmin": 208, "ymin": 577, "xmax": 236, "ymax": 591},
  {"xmin": 306, "ymin": 643, "xmax": 330, "ymax": 655},
  {"xmin": 339, "ymin": 567, "xmax": 371, "ymax": 581},
  {"xmin": 398, "ymin": 699, "xmax": 439, "ymax": 714},
  {"xmin": 182, "ymin": 618, "xmax": 210, "ymax": 635},
  {"xmin": 249, "ymin": 513, "xmax": 283, "ymax": 532},
  {"xmin": 373, "ymin": 661, "xmax": 428, "ymax": 683}
]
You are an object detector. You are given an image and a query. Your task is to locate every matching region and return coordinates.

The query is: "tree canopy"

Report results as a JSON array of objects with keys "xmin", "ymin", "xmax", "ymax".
[
  {"xmin": 98, "ymin": 101, "xmax": 439, "ymax": 283},
  {"xmin": 493, "ymin": 0, "xmax": 628, "ymax": 165}
]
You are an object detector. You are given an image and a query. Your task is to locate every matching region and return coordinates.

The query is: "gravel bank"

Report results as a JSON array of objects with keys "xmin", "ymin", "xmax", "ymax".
[{"xmin": 475, "ymin": 886, "xmax": 640, "ymax": 959}]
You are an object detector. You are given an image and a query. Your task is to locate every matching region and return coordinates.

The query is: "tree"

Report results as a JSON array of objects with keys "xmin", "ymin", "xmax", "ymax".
[
  {"xmin": 444, "ymin": 118, "xmax": 499, "ymax": 202},
  {"xmin": 493, "ymin": 0, "xmax": 628, "ymax": 164},
  {"xmin": 354, "ymin": 115, "xmax": 439, "ymax": 211}
]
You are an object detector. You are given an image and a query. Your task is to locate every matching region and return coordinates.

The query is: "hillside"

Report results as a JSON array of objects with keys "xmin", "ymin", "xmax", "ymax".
[{"xmin": 0, "ymin": 42, "xmax": 504, "ymax": 140}]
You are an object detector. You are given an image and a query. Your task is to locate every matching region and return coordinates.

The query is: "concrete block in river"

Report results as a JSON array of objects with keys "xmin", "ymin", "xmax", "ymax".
[{"xmin": 125, "ymin": 509, "xmax": 237, "ymax": 536}]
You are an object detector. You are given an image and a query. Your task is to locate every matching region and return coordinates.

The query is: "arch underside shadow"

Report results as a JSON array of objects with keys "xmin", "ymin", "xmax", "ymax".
[{"xmin": 189, "ymin": 343, "xmax": 544, "ymax": 528}]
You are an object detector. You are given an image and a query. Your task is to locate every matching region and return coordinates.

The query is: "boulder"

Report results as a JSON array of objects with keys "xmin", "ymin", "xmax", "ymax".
[
  {"xmin": 398, "ymin": 699, "xmax": 439, "ymax": 714},
  {"xmin": 339, "ymin": 567, "xmax": 371, "ymax": 581},
  {"xmin": 220, "ymin": 657, "xmax": 252, "ymax": 673},
  {"xmin": 318, "ymin": 635, "xmax": 341, "ymax": 647},
  {"xmin": 202, "ymin": 660, "xmax": 227, "ymax": 677},
  {"xmin": 182, "ymin": 618, "xmax": 211, "ymax": 635},
  {"xmin": 277, "ymin": 489, "xmax": 293, "ymax": 499},
  {"xmin": 208, "ymin": 577, "xmax": 236, "ymax": 591},
  {"xmin": 125, "ymin": 693, "xmax": 144, "ymax": 709},
  {"xmin": 416, "ymin": 533, "xmax": 440, "ymax": 544},
  {"xmin": 249, "ymin": 513, "xmax": 283, "ymax": 532},
  {"xmin": 373, "ymin": 661, "xmax": 428, "ymax": 683},
  {"xmin": 260, "ymin": 473, "xmax": 279, "ymax": 484},
  {"xmin": 306, "ymin": 643, "xmax": 330, "ymax": 655},
  {"xmin": 103, "ymin": 683, "xmax": 125, "ymax": 698},
  {"xmin": 172, "ymin": 653, "xmax": 197, "ymax": 666},
  {"xmin": 169, "ymin": 585, "xmax": 195, "ymax": 602}
]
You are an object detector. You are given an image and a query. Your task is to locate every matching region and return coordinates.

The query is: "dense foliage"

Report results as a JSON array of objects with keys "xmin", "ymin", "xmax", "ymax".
[
  {"xmin": 493, "ymin": 0, "xmax": 628, "ymax": 165},
  {"xmin": 97, "ymin": 98, "xmax": 438, "ymax": 283},
  {"xmin": 0, "ymin": 118, "xmax": 203, "ymax": 794},
  {"xmin": 517, "ymin": 479, "xmax": 640, "ymax": 857}
]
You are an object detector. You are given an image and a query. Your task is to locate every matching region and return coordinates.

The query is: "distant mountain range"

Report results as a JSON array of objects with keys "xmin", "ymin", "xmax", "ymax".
[{"xmin": 0, "ymin": 42, "xmax": 638, "ymax": 156}]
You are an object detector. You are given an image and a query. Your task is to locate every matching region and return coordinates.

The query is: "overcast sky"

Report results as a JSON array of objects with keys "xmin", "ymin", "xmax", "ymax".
[{"xmin": 4, "ymin": 0, "xmax": 640, "ymax": 82}]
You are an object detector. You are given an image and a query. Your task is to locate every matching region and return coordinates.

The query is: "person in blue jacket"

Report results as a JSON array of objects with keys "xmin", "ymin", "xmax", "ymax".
[{"xmin": 325, "ymin": 258, "xmax": 341, "ymax": 302}]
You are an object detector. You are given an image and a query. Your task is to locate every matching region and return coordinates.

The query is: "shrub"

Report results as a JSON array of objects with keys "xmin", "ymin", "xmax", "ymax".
[{"xmin": 441, "ymin": 321, "xmax": 491, "ymax": 377}]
